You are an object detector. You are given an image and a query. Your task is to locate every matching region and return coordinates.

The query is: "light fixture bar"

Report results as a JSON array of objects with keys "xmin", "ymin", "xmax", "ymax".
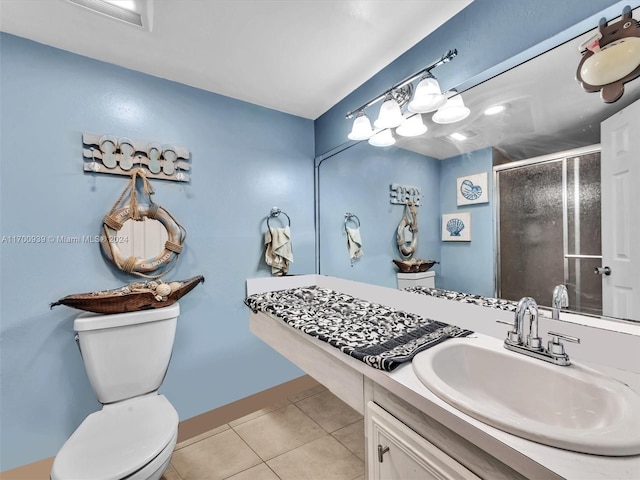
[{"xmin": 345, "ymin": 49, "xmax": 457, "ymax": 119}]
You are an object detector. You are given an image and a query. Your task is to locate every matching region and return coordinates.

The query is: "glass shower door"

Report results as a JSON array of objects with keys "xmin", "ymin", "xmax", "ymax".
[{"xmin": 496, "ymin": 151, "xmax": 602, "ymax": 315}]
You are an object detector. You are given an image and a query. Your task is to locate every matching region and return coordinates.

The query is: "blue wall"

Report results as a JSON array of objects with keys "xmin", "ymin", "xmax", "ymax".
[
  {"xmin": 318, "ymin": 142, "xmax": 440, "ymax": 287},
  {"xmin": 0, "ymin": 34, "xmax": 315, "ymax": 470},
  {"xmin": 439, "ymin": 149, "xmax": 495, "ymax": 296},
  {"xmin": 2, "ymin": 0, "xmax": 638, "ymax": 471}
]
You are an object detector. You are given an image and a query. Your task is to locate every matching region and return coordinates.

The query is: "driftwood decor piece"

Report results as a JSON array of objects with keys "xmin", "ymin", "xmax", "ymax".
[
  {"xmin": 396, "ymin": 202, "xmax": 419, "ymax": 258},
  {"xmin": 51, "ymin": 275, "xmax": 205, "ymax": 314},
  {"xmin": 82, "ymin": 132, "xmax": 191, "ymax": 182}
]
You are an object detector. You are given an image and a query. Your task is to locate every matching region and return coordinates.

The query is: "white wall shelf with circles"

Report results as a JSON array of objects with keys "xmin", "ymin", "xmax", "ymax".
[{"xmin": 82, "ymin": 133, "xmax": 191, "ymax": 182}]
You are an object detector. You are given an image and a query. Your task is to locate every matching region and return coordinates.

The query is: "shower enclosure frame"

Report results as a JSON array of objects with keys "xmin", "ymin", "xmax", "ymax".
[{"xmin": 493, "ymin": 144, "xmax": 602, "ymax": 312}]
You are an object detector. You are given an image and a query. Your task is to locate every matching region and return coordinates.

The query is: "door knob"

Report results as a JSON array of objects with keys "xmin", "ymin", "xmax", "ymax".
[{"xmin": 594, "ymin": 266, "xmax": 611, "ymax": 276}]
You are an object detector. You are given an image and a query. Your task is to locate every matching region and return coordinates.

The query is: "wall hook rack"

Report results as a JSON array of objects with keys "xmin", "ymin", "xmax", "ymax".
[
  {"xmin": 390, "ymin": 183, "xmax": 421, "ymax": 206},
  {"xmin": 82, "ymin": 132, "xmax": 192, "ymax": 182}
]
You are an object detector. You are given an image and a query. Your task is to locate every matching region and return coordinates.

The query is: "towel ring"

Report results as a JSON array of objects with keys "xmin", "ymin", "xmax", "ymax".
[
  {"xmin": 344, "ymin": 212, "xmax": 361, "ymax": 231},
  {"xmin": 267, "ymin": 207, "xmax": 291, "ymax": 229}
]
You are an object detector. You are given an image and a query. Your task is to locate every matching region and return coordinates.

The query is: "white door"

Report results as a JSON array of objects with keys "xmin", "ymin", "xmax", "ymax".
[{"xmin": 600, "ymin": 99, "xmax": 640, "ymax": 321}]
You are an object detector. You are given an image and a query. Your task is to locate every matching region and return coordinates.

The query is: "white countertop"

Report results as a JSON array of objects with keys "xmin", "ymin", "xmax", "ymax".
[{"xmin": 247, "ymin": 275, "xmax": 640, "ymax": 479}]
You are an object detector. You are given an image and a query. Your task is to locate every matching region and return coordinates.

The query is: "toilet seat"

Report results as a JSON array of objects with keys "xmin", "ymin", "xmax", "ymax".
[{"xmin": 51, "ymin": 394, "xmax": 178, "ymax": 480}]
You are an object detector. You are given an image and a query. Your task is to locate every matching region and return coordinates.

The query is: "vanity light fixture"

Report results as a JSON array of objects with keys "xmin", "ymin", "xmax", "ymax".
[
  {"xmin": 347, "ymin": 111, "xmax": 374, "ymax": 140},
  {"xmin": 408, "ymin": 74, "xmax": 447, "ymax": 113},
  {"xmin": 396, "ymin": 113, "xmax": 427, "ymax": 137},
  {"xmin": 432, "ymin": 90, "xmax": 471, "ymax": 124},
  {"xmin": 346, "ymin": 49, "xmax": 458, "ymax": 146},
  {"xmin": 374, "ymin": 94, "xmax": 405, "ymax": 128},
  {"xmin": 368, "ymin": 129, "xmax": 396, "ymax": 147}
]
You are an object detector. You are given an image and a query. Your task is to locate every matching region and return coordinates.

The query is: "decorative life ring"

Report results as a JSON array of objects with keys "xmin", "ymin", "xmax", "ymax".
[
  {"xmin": 101, "ymin": 203, "xmax": 186, "ymax": 278},
  {"xmin": 396, "ymin": 203, "xmax": 418, "ymax": 259}
]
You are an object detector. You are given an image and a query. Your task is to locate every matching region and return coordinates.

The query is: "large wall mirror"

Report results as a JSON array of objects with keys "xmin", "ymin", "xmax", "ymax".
[{"xmin": 317, "ymin": 7, "xmax": 640, "ymax": 324}]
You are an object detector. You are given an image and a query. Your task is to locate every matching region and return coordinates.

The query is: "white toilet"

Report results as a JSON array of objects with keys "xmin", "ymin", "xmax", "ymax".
[
  {"xmin": 397, "ymin": 270, "xmax": 436, "ymax": 289},
  {"xmin": 51, "ymin": 303, "xmax": 180, "ymax": 480}
]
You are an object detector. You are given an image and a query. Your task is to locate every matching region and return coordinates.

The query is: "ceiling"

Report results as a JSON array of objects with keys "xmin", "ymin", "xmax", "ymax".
[
  {"xmin": 0, "ymin": 0, "xmax": 472, "ymax": 120},
  {"xmin": 394, "ymin": 6, "xmax": 640, "ymax": 161}
]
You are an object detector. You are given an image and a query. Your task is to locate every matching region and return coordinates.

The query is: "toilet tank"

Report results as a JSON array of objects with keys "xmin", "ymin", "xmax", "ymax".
[{"xmin": 74, "ymin": 303, "xmax": 179, "ymax": 404}]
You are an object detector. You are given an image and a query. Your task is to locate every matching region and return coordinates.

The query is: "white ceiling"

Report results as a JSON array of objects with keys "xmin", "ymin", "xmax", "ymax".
[{"xmin": 0, "ymin": 0, "xmax": 472, "ymax": 119}]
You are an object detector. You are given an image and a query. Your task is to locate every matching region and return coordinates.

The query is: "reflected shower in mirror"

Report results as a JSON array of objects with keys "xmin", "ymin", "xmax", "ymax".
[{"xmin": 317, "ymin": 7, "xmax": 640, "ymax": 323}]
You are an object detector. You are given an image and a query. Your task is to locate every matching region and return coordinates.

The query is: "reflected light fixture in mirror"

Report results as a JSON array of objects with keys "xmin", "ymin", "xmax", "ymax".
[
  {"xmin": 484, "ymin": 104, "xmax": 507, "ymax": 116},
  {"xmin": 347, "ymin": 111, "xmax": 374, "ymax": 140},
  {"xmin": 396, "ymin": 113, "xmax": 427, "ymax": 137},
  {"xmin": 408, "ymin": 75, "xmax": 447, "ymax": 113},
  {"xmin": 374, "ymin": 94, "xmax": 404, "ymax": 128},
  {"xmin": 368, "ymin": 129, "xmax": 396, "ymax": 147},
  {"xmin": 432, "ymin": 91, "xmax": 471, "ymax": 124}
]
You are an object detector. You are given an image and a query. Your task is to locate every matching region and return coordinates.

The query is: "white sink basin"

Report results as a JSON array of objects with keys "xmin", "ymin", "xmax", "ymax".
[{"xmin": 412, "ymin": 335, "xmax": 640, "ymax": 456}]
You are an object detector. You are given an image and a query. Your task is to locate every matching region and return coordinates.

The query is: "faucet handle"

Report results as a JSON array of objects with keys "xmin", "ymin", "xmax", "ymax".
[
  {"xmin": 496, "ymin": 319, "xmax": 520, "ymax": 344},
  {"xmin": 547, "ymin": 331, "xmax": 580, "ymax": 357},
  {"xmin": 496, "ymin": 319, "xmax": 514, "ymax": 326}
]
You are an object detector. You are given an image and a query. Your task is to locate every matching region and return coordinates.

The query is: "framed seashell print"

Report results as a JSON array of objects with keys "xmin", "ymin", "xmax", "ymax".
[
  {"xmin": 442, "ymin": 212, "xmax": 471, "ymax": 241},
  {"xmin": 457, "ymin": 172, "xmax": 488, "ymax": 205}
]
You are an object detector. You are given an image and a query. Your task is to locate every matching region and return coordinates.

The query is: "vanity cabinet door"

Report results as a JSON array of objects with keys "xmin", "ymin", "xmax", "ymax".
[{"xmin": 366, "ymin": 402, "xmax": 479, "ymax": 480}]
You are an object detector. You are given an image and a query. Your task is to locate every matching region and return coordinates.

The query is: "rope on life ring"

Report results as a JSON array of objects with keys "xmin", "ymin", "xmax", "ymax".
[
  {"xmin": 396, "ymin": 202, "xmax": 418, "ymax": 259},
  {"xmin": 101, "ymin": 169, "xmax": 186, "ymax": 279}
]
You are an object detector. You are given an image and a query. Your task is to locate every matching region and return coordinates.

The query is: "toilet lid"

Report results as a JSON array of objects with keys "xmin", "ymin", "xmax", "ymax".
[{"xmin": 51, "ymin": 394, "xmax": 178, "ymax": 480}]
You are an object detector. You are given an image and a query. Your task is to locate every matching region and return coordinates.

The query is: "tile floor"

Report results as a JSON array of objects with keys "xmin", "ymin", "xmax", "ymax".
[{"xmin": 162, "ymin": 385, "xmax": 365, "ymax": 480}]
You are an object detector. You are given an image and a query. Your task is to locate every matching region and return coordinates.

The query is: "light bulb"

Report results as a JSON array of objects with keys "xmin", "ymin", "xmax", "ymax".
[
  {"xmin": 408, "ymin": 76, "xmax": 447, "ymax": 113},
  {"xmin": 374, "ymin": 96, "xmax": 403, "ymax": 129},
  {"xmin": 368, "ymin": 129, "xmax": 396, "ymax": 147},
  {"xmin": 347, "ymin": 112, "xmax": 374, "ymax": 140},
  {"xmin": 432, "ymin": 93, "xmax": 470, "ymax": 124},
  {"xmin": 396, "ymin": 113, "xmax": 427, "ymax": 137}
]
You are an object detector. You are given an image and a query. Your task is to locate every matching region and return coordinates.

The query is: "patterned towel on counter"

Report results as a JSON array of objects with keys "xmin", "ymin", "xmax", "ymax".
[
  {"xmin": 245, "ymin": 286, "xmax": 473, "ymax": 371},
  {"xmin": 404, "ymin": 286, "xmax": 518, "ymax": 312}
]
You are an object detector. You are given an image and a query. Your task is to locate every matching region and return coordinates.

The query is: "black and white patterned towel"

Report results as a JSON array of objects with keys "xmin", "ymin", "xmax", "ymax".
[
  {"xmin": 404, "ymin": 286, "xmax": 518, "ymax": 312},
  {"xmin": 245, "ymin": 286, "xmax": 472, "ymax": 371}
]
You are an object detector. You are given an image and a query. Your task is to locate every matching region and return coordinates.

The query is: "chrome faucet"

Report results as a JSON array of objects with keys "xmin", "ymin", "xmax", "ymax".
[
  {"xmin": 498, "ymin": 296, "xmax": 580, "ymax": 366},
  {"xmin": 551, "ymin": 284, "xmax": 569, "ymax": 320},
  {"xmin": 513, "ymin": 297, "xmax": 541, "ymax": 349}
]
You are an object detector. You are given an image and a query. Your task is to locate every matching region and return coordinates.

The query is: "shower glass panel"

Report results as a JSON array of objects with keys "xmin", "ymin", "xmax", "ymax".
[{"xmin": 497, "ymin": 151, "xmax": 602, "ymax": 315}]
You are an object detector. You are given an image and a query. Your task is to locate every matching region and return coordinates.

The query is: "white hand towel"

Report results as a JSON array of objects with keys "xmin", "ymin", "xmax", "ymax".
[
  {"xmin": 265, "ymin": 226, "xmax": 293, "ymax": 276},
  {"xmin": 346, "ymin": 226, "xmax": 363, "ymax": 264}
]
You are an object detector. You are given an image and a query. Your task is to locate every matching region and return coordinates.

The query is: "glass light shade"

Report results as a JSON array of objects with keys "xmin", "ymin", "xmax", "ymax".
[
  {"xmin": 347, "ymin": 112, "xmax": 374, "ymax": 140},
  {"xmin": 368, "ymin": 129, "xmax": 396, "ymax": 147},
  {"xmin": 408, "ymin": 77, "xmax": 447, "ymax": 113},
  {"xmin": 432, "ymin": 94, "xmax": 471, "ymax": 124},
  {"xmin": 374, "ymin": 97, "xmax": 404, "ymax": 128},
  {"xmin": 396, "ymin": 113, "xmax": 427, "ymax": 137}
]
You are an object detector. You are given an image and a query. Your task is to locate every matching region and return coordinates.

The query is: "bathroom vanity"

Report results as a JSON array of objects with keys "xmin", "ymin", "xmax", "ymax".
[{"xmin": 246, "ymin": 275, "xmax": 640, "ymax": 480}]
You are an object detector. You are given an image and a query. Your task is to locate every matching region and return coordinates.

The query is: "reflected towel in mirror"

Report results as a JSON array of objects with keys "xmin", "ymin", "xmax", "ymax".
[
  {"xmin": 265, "ymin": 226, "xmax": 293, "ymax": 276},
  {"xmin": 346, "ymin": 226, "xmax": 363, "ymax": 264}
]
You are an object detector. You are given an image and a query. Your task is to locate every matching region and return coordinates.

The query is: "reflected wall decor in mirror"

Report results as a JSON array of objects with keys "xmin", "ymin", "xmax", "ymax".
[{"xmin": 317, "ymin": 7, "xmax": 640, "ymax": 323}]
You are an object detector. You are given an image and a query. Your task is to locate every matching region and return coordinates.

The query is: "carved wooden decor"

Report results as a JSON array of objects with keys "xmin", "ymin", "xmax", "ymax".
[
  {"xmin": 82, "ymin": 132, "xmax": 191, "ymax": 182},
  {"xmin": 390, "ymin": 183, "xmax": 421, "ymax": 206}
]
